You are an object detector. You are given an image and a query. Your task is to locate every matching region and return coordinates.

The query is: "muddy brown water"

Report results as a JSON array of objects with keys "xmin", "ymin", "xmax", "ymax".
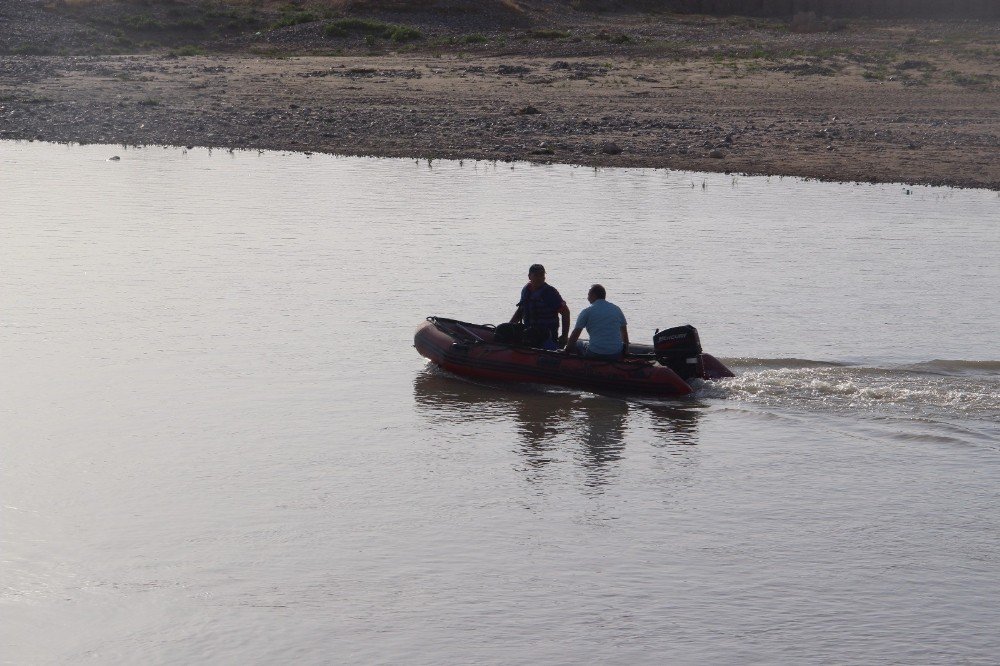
[{"xmin": 3, "ymin": 141, "xmax": 999, "ymax": 663}]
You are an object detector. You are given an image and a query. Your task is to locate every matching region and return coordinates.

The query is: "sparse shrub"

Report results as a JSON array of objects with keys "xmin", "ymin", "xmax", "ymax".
[
  {"xmin": 332, "ymin": 18, "xmax": 394, "ymax": 33},
  {"xmin": 272, "ymin": 11, "xmax": 317, "ymax": 29},
  {"xmin": 173, "ymin": 45, "xmax": 205, "ymax": 56},
  {"xmin": 10, "ymin": 43, "xmax": 57, "ymax": 54},
  {"xmin": 946, "ymin": 70, "xmax": 996, "ymax": 87},
  {"xmin": 177, "ymin": 18, "xmax": 206, "ymax": 30},
  {"xmin": 529, "ymin": 29, "xmax": 570, "ymax": 39},
  {"xmin": 463, "ymin": 33, "xmax": 489, "ymax": 44},
  {"xmin": 124, "ymin": 14, "xmax": 163, "ymax": 31},
  {"xmin": 323, "ymin": 18, "xmax": 422, "ymax": 43},
  {"xmin": 789, "ymin": 12, "xmax": 847, "ymax": 34},
  {"xmin": 596, "ymin": 31, "xmax": 630, "ymax": 44},
  {"xmin": 112, "ymin": 29, "xmax": 134, "ymax": 46},
  {"xmin": 387, "ymin": 25, "xmax": 421, "ymax": 42},
  {"xmin": 331, "ymin": 0, "xmax": 522, "ymax": 12},
  {"xmin": 896, "ymin": 60, "xmax": 936, "ymax": 72}
]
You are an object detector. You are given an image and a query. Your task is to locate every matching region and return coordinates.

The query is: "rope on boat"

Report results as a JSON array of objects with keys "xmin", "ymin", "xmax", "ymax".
[
  {"xmin": 455, "ymin": 323, "xmax": 485, "ymax": 343},
  {"xmin": 427, "ymin": 316, "xmax": 494, "ymax": 344}
]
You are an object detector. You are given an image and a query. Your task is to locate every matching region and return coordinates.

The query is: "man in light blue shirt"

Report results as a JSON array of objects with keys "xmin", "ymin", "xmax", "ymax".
[{"xmin": 565, "ymin": 284, "xmax": 629, "ymax": 360}]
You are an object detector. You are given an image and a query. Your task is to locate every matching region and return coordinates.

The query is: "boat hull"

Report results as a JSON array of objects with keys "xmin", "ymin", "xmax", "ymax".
[{"xmin": 414, "ymin": 318, "xmax": 731, "ymax": 397}]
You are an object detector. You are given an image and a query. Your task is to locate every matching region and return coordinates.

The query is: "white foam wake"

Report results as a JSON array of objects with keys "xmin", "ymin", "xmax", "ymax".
[{"xmin": 696, "ymin": 361, "xmax": 1000, "ymax": 424}]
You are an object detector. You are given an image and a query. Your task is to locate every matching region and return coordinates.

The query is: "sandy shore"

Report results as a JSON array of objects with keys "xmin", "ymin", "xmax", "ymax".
[{"xmin": 1, "ymin": 5, "xmax": 997, "ymax": 189}]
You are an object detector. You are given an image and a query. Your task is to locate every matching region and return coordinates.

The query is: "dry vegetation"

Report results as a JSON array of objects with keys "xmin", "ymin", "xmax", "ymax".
[{"xmin": 3, "ymin": 0, "xmax": 995, "ymax": 62}]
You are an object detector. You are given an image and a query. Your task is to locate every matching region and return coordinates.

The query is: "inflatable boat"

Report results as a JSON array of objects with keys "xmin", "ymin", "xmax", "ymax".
[{"xmin": 414, "ymin": 316, "xmax": 734, "ymax": 397}]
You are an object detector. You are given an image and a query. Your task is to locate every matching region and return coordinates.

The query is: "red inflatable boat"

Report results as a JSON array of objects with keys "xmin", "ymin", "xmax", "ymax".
[{"xmin": 414, "ymin": 316, "xmax": 734, "ymax": 397}]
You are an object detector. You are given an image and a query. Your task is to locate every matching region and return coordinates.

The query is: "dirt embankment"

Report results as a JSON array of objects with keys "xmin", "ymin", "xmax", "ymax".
[{"xmin": 1, "ymin": 1, "xmax": 997, "ymax": 189}]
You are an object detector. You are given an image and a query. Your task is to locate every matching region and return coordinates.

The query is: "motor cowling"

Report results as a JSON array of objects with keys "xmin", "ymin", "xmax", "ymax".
[{"xmin": 654, "ymin": 325, "xmax": 704, "ymax": 380}]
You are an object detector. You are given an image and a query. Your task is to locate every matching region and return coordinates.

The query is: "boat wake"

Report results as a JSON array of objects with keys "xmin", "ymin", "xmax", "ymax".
[{"xmin": 696, "ymin": 358, "xmax": 1000, "ymax": 437}]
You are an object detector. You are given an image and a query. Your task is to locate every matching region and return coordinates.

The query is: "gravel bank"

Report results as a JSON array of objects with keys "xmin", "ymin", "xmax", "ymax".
[{"xmin": 1, "ymin": 2, "xmax": 997, "ymax": 188}]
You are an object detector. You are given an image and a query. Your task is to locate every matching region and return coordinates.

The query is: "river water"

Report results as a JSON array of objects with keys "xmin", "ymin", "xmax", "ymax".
[{"xmin": 2, "ymin": 141, "xmax": 998, "ymax": 664}]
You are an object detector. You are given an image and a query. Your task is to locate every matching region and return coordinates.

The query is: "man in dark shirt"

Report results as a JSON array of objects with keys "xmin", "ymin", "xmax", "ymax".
[{"xmin": 510, "ymin": 264, "xmax": 571, "ymax": 349}]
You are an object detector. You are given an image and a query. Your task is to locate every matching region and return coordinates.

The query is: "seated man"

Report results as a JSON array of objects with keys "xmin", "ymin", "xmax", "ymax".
[
  {"xmin": 510, "ymin": 263, "xmax": 570, "ymax": 350},
  {"xmin": 565, "ymin": 284, "xmax": 629, "ymax": 360}
]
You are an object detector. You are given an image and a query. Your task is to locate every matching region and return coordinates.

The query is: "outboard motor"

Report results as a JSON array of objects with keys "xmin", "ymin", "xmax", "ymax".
[{"xmin": 653, "ymin": 325, "xmax": 704, "ymax": 380}]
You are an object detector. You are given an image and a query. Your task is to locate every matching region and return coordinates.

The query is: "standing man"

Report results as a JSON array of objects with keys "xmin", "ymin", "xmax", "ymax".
[
  {"xmin": 565, "ymin": 284, "xmax": 629, "ymax": 360},
  {"xmin": 511, "ymin": 264, "xmax": 571, "ymax": 349}
]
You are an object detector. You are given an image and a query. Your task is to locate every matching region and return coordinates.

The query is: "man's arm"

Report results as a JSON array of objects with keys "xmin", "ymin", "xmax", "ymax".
[
  {"xmin": 621, "ymin": 325, "xmax": 630, "ymax": 357},
  {"xmin": 558, "ymin": 302, "xmax": 571, "ymax": 345},
  {"xmin": 510, "ymin": 306, "xmax": 524, "ymax": 324},
  {"xmin": 565, "ymin": 326, "xmax": 584, "ymax": 354}
]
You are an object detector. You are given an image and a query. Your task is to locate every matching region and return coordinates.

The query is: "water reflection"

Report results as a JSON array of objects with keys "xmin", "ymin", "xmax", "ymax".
[
  {"xmin": 640, "ymin": 403, "xmax": 702, "ymax": 447},
  {"xmin": 573, "ymin": 398, "xmax": 628, "ymax": 488},
  {"xmin": 412, "ymin": 367, "xmax": 703, "ymax": 488},
  {"xmin": 510, "ymin": 392, "xmax": 572, "ymax": 471}
]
